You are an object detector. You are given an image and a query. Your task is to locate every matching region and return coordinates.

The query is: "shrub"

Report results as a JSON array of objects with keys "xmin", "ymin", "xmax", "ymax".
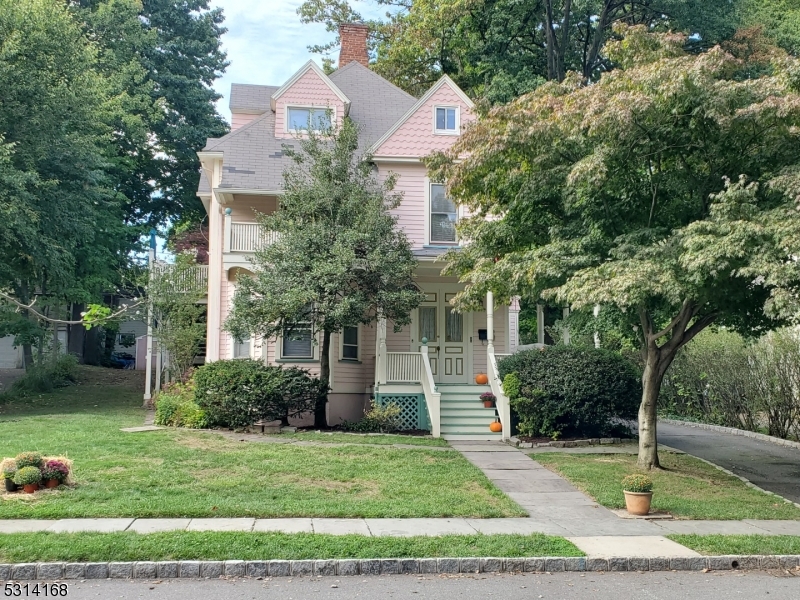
[
  {"xmin": 9, "ymin": 354, "xmax": 78, "ymax": 397},
  {"xmin": 154, "ymin": 380, "xmax": 208, "ymax": 429},
  {"xmin": 13, "ymin": 466, "xmax": 42, "ymax": 486},
  {"xmin": 498, "ymin": 346, "xmax": 641, "ymax": 438},
  {"xmin": 1, "ymin": 458, "xmax": 16, "ymax": 480},
  {"xmin": 622, "ymin": 474, "xmax": 653, "ymax": 493},
  {"xmin": 343, "ymin": 402, "xmax": 402, "ymax": 433},
  {"xmin": 15, "ymin": 452, "xmax": 44, "ymax": 469},
  {"xmin": 193, "ymin": 360, "xmax": 326, "ymax": 429},
  {"xmin": 41, "ymin": 460, "xmax": 69, "ymax": 483}
]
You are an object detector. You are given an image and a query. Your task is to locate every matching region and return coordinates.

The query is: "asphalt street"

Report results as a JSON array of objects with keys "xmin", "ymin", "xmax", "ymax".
[
  {"xmin": 37, "ymin": 571, "xmax": 800, "ymax": 600},
  {"xmin": 658, "ymin": 422, "xmax": 800, "ymax": 504}
]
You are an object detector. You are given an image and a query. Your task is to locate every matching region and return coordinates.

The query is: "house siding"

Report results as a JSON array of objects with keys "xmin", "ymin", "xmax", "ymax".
[
  {"xmin": 274, "ymin": 69, "xmax": 346, "ymax": 139},
  {"xmin": 231, "ymin": 112, "xmax": 259, "ymax": 131},
  {"xmin": 374, "ymin": 84, "xmax": 474, "ymax": 157},
  {"xmin": 378, "ymin": 163, "xmax": 427, "ymax": 250}
]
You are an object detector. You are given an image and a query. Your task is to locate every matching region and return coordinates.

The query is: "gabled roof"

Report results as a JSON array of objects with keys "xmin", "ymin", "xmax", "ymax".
[
  {"xmin": 368, "ymin": 75, "xmax": 474, "ymax": 155},
  {"xmin": 270, "ymin": 60, "xmax": 350, "ymax": 113},
  {"xmin": 230, "ymin": 84, "xmax": 278, "ymax": 113},
  {"xmin": 329, "ymin": 61, "xmax": 416, "ymax": 150}
]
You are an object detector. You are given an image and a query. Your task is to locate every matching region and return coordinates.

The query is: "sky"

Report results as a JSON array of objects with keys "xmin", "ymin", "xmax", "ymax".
[{"xmin": 211, "ymin": 0, "xmax": 387, "ymax": 123}]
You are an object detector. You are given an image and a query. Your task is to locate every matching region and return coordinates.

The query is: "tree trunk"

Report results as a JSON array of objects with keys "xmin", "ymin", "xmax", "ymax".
[
  {"xmin": 315, "ymin": 329, "xmax": 332, "ymax": 428},
  {"xmin": 636, "ymin": 348, "xmax": 665, "ymax": 470}
]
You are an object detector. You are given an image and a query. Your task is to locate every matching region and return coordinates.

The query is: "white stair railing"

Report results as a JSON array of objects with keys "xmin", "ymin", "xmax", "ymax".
[
  {"xmin": 385, "ymin": 352, "xmax": 423, "ymax": 383},
  {"xmin": 488, "ymin": 351, "xmax": 511, "ymax": 441},
  {"xmin": 420, "ymin": 340, "xmax": 441, "ymax": 438}
]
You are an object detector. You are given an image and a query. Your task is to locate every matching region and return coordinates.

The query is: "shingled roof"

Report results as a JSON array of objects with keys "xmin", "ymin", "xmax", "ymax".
[{"xmin": 199, "ymin": 61, "xmax": 417, "ymax": 194}]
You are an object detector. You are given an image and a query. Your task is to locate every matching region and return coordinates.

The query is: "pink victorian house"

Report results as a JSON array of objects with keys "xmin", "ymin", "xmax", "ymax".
[{"xmin": 196, "ymin": 24, "xmax": 519, "ymax": 440}]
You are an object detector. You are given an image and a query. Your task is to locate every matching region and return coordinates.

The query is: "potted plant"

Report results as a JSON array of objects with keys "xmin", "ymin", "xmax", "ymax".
[
  {"xmin": 480, "ymin": 391, "xmax": 496, "ymax": 408},
  {"xmin": 1, "ymin": 460, "xmax": 17, "ymax": 493},
  {"xmin": 622, "ymin": 474, "xmax": 653, "ymax": 515},
  {"xmin": 14, "ymin": 466, "xmax": 43, "ymax": 494},
  {"xmin": 15, "ymin": 451, "xmax": 43, "ymax": 470},
  {"xmin": 41, "ymin": 460, "xmax": 69, "ymax": 488}
]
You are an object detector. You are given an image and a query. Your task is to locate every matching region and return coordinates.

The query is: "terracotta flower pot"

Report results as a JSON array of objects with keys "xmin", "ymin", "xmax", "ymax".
[
  {"xmin": 45, "ymin": 479, "xmax": 60, "ymax": 489},
  {"xmin": 483, "ymin": 400, "xmax": 495, "ymax": 408},
  {"xmin": 22, "ymin": 483, "xmax": 40, "ymax": 494},
  {"xmin": 4, "ymin": 478, "xmax": 17, "ymax": 493},
  {"xmin": 623, "ymin": 491, "xmax": 652, "ymax": 515}
]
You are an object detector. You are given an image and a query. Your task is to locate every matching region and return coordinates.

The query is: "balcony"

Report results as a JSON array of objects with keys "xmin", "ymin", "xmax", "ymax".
[
  {"xmin": 153, "ymin": 263, "xmax": 208, "ymax": 292},
  {"xmin": 225, "ymin": 221, "xmax": 279, "ymax": 253}
]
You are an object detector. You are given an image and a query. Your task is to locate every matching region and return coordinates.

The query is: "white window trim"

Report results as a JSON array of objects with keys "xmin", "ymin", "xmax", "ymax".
[
  {"xmin": 285, "ymin": 104, "xmax": 336, "ymax": 134},
  {"xmin": 426, "ymin": 179, "xmax": 459, "ymax": 246},
  {"xmin": 433, "ymin": 105, "xmax": 460, "ymax": 135},
  {"xmin": 277, "ymin": 322, "xmax": 320, "ymax": 361},
  {"xmin": 339, "ymin": 325, "xmax": 361, "ymax": 362}
]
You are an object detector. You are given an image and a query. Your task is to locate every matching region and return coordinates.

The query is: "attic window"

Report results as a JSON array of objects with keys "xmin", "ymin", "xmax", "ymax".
[
  {"xmin": 287, "ymin": 107, "xmax": 332, "ymax": 132},
  {"xmin": 434, "ymin": 106, "xmax": 458, "ymax": 134}
]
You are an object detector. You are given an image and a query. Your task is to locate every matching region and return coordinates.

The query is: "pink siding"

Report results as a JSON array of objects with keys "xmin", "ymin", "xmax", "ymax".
[
  {"xmin": 472, "ymin": 308, "xmax": 507, "ymax": 379},
  {"xmin": 229, "ymin": 195, "xmax": 278, "ymax": 222},
  {"xmin": 231, "ymin": 112, "xmax": 259, "ymax": 131},
  {"xmin": 274, "ymin": 69, "xmax": 345, "ymax": 139},
  {"xmin": 378, "ymin": 163, "xmax": 427, "ymax": 249},
  {"xmin": 219, "ymin": 278, "xmax": 233, "ymax": 359},
  {"xmin": 385, "ymin": 321, "xmax": 411, "ymax": 352},
  {"xmin": 374, "ymin": 84, "xmax": 474, "ymax": 156}
]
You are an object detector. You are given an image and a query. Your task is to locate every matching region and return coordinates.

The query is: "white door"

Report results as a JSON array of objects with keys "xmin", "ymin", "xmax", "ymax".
[{"xmin": 413, "ymin": 286, "xmax": 471, "ymax": 384}]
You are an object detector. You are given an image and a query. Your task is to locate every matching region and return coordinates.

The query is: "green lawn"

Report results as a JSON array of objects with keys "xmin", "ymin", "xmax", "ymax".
[
  {"xmin": 669, "ymin": 535, "xmax": 800, "ymax": 556},
  {"xmin": 267, "ymin": 431, "xmax": 450, "ymax": 447},
  {"xmin": 534, "ymin": 452, "xmax": 800, "ymax": 520},
  {"xmin": 0, "ymin": 531, "xmax": 583, "ymax": 562},
  {"xmin": 0, "ymin": 367, "xmax": 524, "ymax": 519}
]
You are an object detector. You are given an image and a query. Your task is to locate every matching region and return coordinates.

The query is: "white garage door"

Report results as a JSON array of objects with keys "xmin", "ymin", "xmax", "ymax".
[{"xmin": 0, "ymin": 335, "xmax": 21, "ymax": 369}]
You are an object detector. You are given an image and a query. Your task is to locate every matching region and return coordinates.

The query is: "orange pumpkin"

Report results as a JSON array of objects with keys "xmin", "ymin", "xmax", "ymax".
[
  {"xmin": 489, "ymin": 421, "xmax": 502, "ymax": 433},
  {"xmin": 475, "ymin": 373, "xmax": 489, "ymax": 385}
]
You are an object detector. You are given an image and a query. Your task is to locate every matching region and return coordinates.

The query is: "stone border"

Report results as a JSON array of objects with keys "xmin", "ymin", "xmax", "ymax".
[
  {"xmin": 509, "ymin": 437, "xmax": 625, "ymax": 449},
  {"xmin": 1, "ymin": 555, "xmax": 798, "ymax": 580},
  {"xmin": 659, "ymin": 418, "xmax": 800, "ymax": 452}
]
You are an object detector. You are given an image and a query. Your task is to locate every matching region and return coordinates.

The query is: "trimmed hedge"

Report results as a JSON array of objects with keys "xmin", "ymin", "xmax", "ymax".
[
  {"xmin": 498, "ymin": 346, "xmax": 640, "ymax": 438},
  {"xmin": 193, "ymin": 359, "xmax": 327, "ymax": 429}
]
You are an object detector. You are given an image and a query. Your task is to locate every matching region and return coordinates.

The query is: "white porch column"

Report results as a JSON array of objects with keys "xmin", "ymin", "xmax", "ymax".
[
  {"xmin": 562, "ymin": 306, "xmax": 571, "ymax": 345},
  {"xmin": 376, "ymin": 316, "xmax": 387, "ymax": 386},
  {"xmin": 143, "ymin": 229, "xmax": 156, "ymax": 406},
  {"xmin": 223, "ymin": 207, "xmax": 232, "ymax": 253},
  {"xmin": 536, "ymin": 303, "xmax": 545, "ymax": 345},
  {"xmin": 593, "ymin": 304, "xmax": 601, "ymax": 348},
  {"xmin": 486, "ymin": 291, "xmax": 495, "ymax": 355}
]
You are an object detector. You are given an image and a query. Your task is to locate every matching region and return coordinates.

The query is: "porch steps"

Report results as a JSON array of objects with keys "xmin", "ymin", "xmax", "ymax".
[{"xmin": 438, "ymin": 384, "xmax": 503, "ymax": 441}]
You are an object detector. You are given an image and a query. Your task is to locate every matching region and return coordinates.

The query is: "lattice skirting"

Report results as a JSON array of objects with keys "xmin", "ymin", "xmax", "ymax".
[{"xmin": 374, "ymin": 393, "xmax": 431, "ymax": 431}]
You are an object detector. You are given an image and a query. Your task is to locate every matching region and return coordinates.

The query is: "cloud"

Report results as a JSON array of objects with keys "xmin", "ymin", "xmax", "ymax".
[{"xmin": 212, "ymin": 0, "xmax": 387, "ymax": 122}]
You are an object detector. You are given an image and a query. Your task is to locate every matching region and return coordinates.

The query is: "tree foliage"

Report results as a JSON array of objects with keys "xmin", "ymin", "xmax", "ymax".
[
  {"xmin": 226, "ymin": 117, "xmax": 424, "ymax": 427},
  {"xmin": 428, "ymin": 26, "xmax": 800, "ymax": 468},
  {"xmin": 300, "ymin": 0, "xmax": 740, "ymax": 99}
]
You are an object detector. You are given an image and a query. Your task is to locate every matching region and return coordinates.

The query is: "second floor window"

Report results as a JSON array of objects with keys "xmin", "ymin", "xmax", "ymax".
[
  {"xmin": 341, "ymin": 326, "xmax": 359, "ymax": 360},
  {"xmin": 435, "ymin": 106, "xmax": 458, "ymax": 133},
  {"xmin": 287, "ymin": 107, "xmax": 331, "ymax": 132},
  {"xmin": 430, "ymin": 183, "xmax": 458, "ymax": 244}
]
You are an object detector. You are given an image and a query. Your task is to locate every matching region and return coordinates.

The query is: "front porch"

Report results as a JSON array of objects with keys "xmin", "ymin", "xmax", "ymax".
[{"xmin": 373, "ymin": 278, "xmax": 515, "ymax": 441}]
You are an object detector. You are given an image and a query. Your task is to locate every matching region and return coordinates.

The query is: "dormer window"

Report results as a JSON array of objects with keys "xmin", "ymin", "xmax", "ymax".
[
  {"xmin": 287, "ymin": 106, "xmax": 332, "ymax": 132},
  {"xmin": 434, "ymin": 106, "xmax": 459, "ymax": 134}
]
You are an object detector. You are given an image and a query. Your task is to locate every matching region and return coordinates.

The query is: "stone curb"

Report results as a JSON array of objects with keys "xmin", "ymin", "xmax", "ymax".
[
  {"xmin": 659, "ymin": 418, "xmax": 800, "ymax": 509},
  {"xmin": 1, "ymin": 556, "xmax": 799, "ymax": 580},
  {"xmin": 659, "ymin": 418, "xmax": 800, "ymax": 452},
  {"xmin": 509, "ymin": 437, "xmax": 623, "ymax": 449}
]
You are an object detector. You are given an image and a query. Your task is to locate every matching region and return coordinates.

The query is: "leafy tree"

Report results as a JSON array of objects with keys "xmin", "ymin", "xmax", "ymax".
[
  {"xmin": 227, "ymin": 118, "xmax": 425, "ymax": 427},
  {"xmin": 149, "ymin": 254, "xmax": 207, "ymax": 383},
  {"xmin": 76, "ymin": 0, "xmax": 229, "ymax": 228},
  {"xmin": 0, "ymin": 0, "xmax": 128, "ymax": 365},
  {"xmin": 427, "ymin": 26, "xmax": 800, "ymax": 469},
  {"xmin": 299, "ymin": 0, "xmax": 739, "ymax": 99}
]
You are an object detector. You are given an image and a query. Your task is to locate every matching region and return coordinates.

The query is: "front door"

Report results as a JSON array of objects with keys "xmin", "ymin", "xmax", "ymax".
[{"xmin": 413, "ymin": 286, "xmax": 471, "ymax": 384}]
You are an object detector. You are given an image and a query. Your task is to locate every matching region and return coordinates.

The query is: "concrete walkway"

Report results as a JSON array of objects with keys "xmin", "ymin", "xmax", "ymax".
[{"xmin": 658, "ymin": 421, "xmax": 800, "ymax": 503}]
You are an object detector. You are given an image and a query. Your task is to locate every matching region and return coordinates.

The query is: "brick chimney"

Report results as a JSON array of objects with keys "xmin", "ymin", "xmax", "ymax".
[{"xmin": 338, "ymin": 22, "xmax": 369, "ymax": 68}]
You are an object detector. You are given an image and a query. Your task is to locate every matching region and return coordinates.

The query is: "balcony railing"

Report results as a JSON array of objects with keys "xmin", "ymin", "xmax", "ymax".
[
  {"xmin": 228, "ymin": 222, "xmax": 279, "ymax": 253},
  {"xmin": 152, "ymin": 263, "xmax": 208, "ymax": 292}
]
